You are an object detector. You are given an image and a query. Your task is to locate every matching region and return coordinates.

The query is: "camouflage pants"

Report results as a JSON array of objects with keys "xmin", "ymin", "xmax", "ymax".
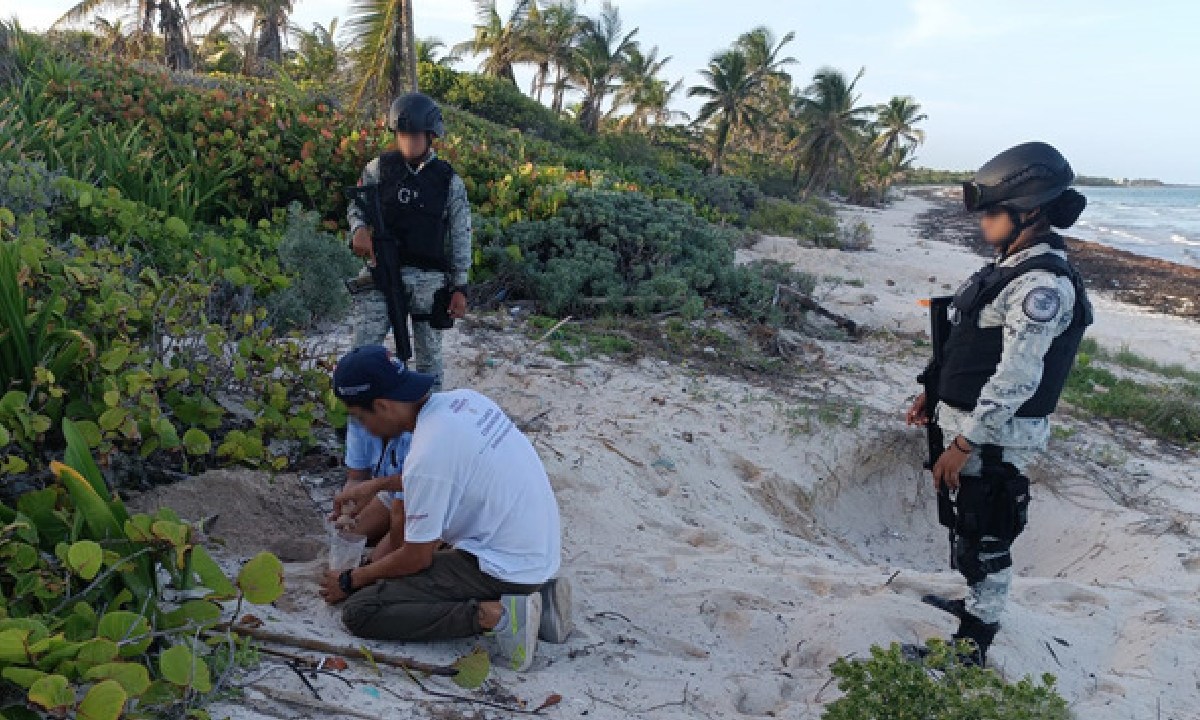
[
  {"xmin": 953, "ymin": 445, "xmax": 1038, "ymax": 625},
  {"xmin": 350, "ymin": 267, "xmax": 447, "ymax": 389}
]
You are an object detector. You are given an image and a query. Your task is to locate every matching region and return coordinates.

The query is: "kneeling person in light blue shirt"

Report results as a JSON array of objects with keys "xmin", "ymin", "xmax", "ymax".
[{"xmin": 337, "ymin": 417, "xmax": 411, "ymax": 559}]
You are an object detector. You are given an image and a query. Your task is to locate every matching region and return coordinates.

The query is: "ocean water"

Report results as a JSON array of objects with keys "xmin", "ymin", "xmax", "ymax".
[{"xmin": 1071, "ymin": 186, "xmax": 1200, "ymax": 268}]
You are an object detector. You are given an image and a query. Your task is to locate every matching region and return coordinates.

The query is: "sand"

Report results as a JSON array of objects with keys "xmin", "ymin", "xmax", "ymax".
[{"xmin": 200, "ymin": 197, "xmax": 1200, "ymax": 720}]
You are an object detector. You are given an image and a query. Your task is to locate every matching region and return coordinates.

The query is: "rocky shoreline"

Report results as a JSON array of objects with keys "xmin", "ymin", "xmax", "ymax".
[{"xmin": 908, "ymin": 187, "xmax": 1200, "ymax": 318}]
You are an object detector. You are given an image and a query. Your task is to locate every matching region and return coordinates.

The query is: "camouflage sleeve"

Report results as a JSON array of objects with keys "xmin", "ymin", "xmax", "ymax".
[
  {"xmin": 446, "ymin": 173, "xmax": 473, "ymax": 287},
  {"xmin": 959, "ymin": 271, "xmax": 1076, "ymax": 444},
  {"xmin": 347, "ymin": 157, "xmax": 382, "ymax": 233}
]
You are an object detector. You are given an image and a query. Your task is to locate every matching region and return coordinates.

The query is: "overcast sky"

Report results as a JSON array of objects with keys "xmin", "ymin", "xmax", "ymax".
[{"xmin": 14, "ymin": 0, "xmax": 1200, "ymax": 183}]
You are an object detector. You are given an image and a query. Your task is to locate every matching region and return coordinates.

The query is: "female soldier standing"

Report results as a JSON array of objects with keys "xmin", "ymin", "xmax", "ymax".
[{"xmin": 907, "ymin": 142, "xmax": 1093, "ymax": 666}]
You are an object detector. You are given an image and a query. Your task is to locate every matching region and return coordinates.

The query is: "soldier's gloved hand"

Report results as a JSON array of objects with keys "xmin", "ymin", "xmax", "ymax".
[
  {"xmin": 351, "ymin": 227, "xmax": 374, "ymax": 263},
  {"xmin": 449, "ymin": 291, "xmax": 468, "ymax": 319}
]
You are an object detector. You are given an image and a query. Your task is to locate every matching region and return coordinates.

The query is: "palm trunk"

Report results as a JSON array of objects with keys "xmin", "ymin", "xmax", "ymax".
[
  {"xmin": 159, "ymin": 2, "xmax": 192, "ymax": 71},
  {"xmin": 255, "ymin": 14, "xmax": 283, "ymax": 70},
  {"xmin": 533, "ymin": 61, "xmax": 549, "ymax": 102},
  {"xmin": 551, "ymin": 67, "xmax": 566, "ymax": 113},
  {"xmin": 710, "ymin": 118, "xmax": 730, "ymax": 175},
  {"xmin": 389, "ymin": 0, "xmax": 419, "ymax": 97}
]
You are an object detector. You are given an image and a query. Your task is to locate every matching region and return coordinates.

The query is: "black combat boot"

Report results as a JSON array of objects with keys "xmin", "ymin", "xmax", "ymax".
[
  {"xmin": 921, "ymin": 594, "xmax": 968, "ymax": 621},
  {"xmin": 952, "ymin": 612, "xmax": 999, "ymax": 667}
]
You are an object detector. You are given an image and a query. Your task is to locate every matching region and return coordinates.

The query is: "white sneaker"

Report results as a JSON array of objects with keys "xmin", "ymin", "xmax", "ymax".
[
  {"xmin": 538, "ymin": 577, "xmax": 574, "ymax": 644},
  {"xmin": 494, "ymin": 593, "xmax": 541, "ymax": 672}
]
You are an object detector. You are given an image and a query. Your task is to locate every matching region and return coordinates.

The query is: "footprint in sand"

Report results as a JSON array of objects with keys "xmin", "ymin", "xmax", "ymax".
[
  {"xmin": 728, "ymin": 675, "xmax": 798, "ymax": 716},
  {"xmin": 1020, "ymin": 581, "xmax": 1109, "ymax": 611}
]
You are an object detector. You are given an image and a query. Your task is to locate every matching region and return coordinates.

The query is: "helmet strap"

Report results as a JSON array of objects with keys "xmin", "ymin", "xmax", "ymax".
[{"xmin": 1001, "ymin": 208, "xmax": 1043, "ymax": 258}]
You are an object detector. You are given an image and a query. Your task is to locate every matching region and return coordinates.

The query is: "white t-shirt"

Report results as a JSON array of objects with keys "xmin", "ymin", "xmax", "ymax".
[{"xmin": 403, "ymin": 390, "xmax": 561, "ymax": 585}]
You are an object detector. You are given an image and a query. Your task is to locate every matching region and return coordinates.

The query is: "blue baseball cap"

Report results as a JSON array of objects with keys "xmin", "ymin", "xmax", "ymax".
[{"xmin": 333, "ymin": 346, "xmax": 436, "ymax": 406}]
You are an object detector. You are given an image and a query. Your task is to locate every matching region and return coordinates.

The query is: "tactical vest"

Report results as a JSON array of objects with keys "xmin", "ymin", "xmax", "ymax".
[
  {"xmin": 938, "ymin": 237, "xmax": 1093, "ymax": 418},
  {"xmin": 377, "ymin": 152, "xmax": 454, "ymax": 272}
]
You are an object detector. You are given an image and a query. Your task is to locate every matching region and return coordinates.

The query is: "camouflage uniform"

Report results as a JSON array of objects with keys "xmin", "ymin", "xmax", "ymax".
[
  {"xmin": 347, "ymin": 151, "xmax": 472, "ymax": 389},
  {"xmin": 936, "ymin": 242, "xmax": 1077, "ymax": 625}
]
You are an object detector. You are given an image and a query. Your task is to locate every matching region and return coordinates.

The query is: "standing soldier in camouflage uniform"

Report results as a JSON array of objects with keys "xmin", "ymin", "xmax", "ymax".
[
  {"xmin": 347, "ymin": 92, "xmax": 473, "ymax": 389},
  {"xmin": 905, "ymin": 142, "xmax": 1093, "ymax": 666}
]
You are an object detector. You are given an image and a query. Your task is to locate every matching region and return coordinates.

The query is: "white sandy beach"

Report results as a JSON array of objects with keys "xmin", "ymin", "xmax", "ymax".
[{"xmin": 180, "ymin": 196, "xmax": 1200, "ymax": 720}]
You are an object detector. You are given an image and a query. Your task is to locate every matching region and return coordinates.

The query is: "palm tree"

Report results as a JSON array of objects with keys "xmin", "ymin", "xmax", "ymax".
[
  {"xmin": 568, "ymin": 2, "xmax": 638, "ymax": 134},
  {"xmin": 416, "ymin": 36, "xmax": 460, "ymax": 66},
  {"xmin": 793, "ymin": 66, "xmax": 874, "ymax": 197},
  {"xmin": 609, "ymin": 45, "xmax": 671, "ymax": 130},
  {"xmin": 197, "ymin": 23, "xmax": 257, "ymax": 74},
  {"xmin": 188, "ymin": 0, "xmax": 294, "ymax": 70},
  {"xmin": 688, "ymin": 50, "xmax": 764, "ymax": 174},
  {"xmin": 56, "ymin": 0, "xmax": 193, "ymax": 70},
  {"xmin": 347, "ymin": 0, "xmax": 419, "ymax": 107},
  {"xmin": 735, "ymin": 26, "xmax": 797, "ymax": 81},
  {"xmin": 452, "ymin": 0, "xmax": 531, "ymax": 84},
  {"xmin": 92, "ymin": 17, "xmax": 131, "ymax": 58},
  {"xmin": 521, "ymin": 0, "xmax": 580, "ymax": 106},
  {"xmin": 874, "ymin": 95, "xmax": 927, "ymax": 158},
  {"xmin": 289, "ymin": 18, "xmax": 342, "ymax": 81}
]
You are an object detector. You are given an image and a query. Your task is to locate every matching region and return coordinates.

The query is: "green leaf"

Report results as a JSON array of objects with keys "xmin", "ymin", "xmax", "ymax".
[
  {"xmin": 84, "ymin": 662, "xmax": 150, "ymax": 697},
  {"xmin": 124, "ymin": 515, "xmax": 154, "ymax": 542},
  {"xmin": 98, "ymin": 407, "xmax": 127, "ymax": 432},
  {"xmin": 181, "ymin": 428, "xmax": 211, "ymax": 456},
  {"xmin": 96, "ymin": 612, "xmax": 151, "ymax": 658},
  {"xmin": 2, "ymin": 667, "xmax": 46, "ymax": 689},
  {"xmin": 159, "ymin": 645, "xmax": 212, "ymax": 692},
  {"xmin": 0, "ymin": 424, "xmax": 9, "ymax": 446},
  {"xmin": 190, "ymin": 547, "xmax": 237, "ymax": 599},
  {"xmin": 77, "ymin": 679, "xmax": 127, "ymax": 720},
  {"xmin": 99, "ymin": 347, "xmax": 130, "ymax": 372},
  {"xmin": 150, "ymin": 518, "xmax": 190, "ymax": 544},
  {"xmin": 222, "ymin": 267, "xmax": 248, "ymax": 286},
  {"xmin": 7, "ymin": 542, "xmax": 39, "ymax": 571},
  {"xmin": 51, "ymin": 462, "xmax": 122, "ymax": 541},
  {"xmin": 161, "ymin": 600, "xmax": 222, "ymax": 631},
  {"xmin": 102, "ymin": 390, "xmax": 120, "ymax": 408},
  {"xmin": 0, "ymin": 628, "xmax": 32, "ymax": 663},
  {"xmin": 2, "ymin": 455, "xmax": 29, "ymax": 474},
  {"xmin": 27, "ymin": 674, "xmax": 73, "ymax": 712},
  {"xmin": 67, "ymin": 540, "xmax": 104, "ymax": 580},
  {"xmin": 236, "ymin": 552, "xmax": 284, "ymax": 605},
  {"xmin": 74, "ymin": 420, "xmax": 103, "ymax": 447},
  {"xmin": 138, "ymin": 680, "xmax": 180, "ymax": 705},
  {"xmin": 155, "ymin": 418, "xmax": 180, "ymax": 449},
  {"xmin": 75, "ymin": 638, "xmax": 119, "ymax": 667},
  {"xmin": 451, "ymin": 648, "xmax": 491, "ymax": 690},
  {"xmin": 62, "ymin": 420, "xmax": 120, "ymax": 510}
]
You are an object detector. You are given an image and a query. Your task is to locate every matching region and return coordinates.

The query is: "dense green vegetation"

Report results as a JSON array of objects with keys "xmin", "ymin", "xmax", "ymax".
[{"xmin": 1062, "ymin": 339, "xmax": 1200, "ymax": 444}]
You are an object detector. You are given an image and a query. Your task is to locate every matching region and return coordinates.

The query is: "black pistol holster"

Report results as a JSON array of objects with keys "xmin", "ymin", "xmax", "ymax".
[{"xmin": 939, "ymin": 444, "xmax": 1030, "ymax": 583}]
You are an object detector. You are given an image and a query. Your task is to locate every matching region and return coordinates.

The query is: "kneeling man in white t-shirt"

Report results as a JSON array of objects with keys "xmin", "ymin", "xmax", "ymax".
[{"xmin": 318, "ymin": 346, "xmax": 569, "ymax": 671}]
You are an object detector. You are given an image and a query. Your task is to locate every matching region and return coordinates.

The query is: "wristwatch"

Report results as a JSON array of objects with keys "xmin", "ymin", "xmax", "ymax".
[{"xmin": 338, "ymin": 569, "xmax": 357, "ymax": 595}]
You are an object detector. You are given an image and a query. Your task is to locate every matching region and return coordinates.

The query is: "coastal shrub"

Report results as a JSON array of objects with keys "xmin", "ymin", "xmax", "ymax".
[
  {"xmin": 747, "ymin": 198, "xmax": 840, "ymax": 246},
  {"xmin": 823, "ymin": 641, "xmax": 1070, "ymax": 720},
  {"xmin": 0, "ymin": 423, "xmax": 284, "ymax": 720},
  {"xmin": 267, "ymin": 204, "xmax": 360, "ymax": 330},
  {"xmin": 838, "ymin": 216, "xmax": 874, "ymax": 251},
  {"xmin": 420, "ymin": 62, "xmax": 590, "ymax": 149},
  {"xmin": 482, "ymin": 189, "xmax": 811, "ymax": 323},
  {"xmin": 0, "ymin": 191, "xmax": 339, "ymax": 479}
]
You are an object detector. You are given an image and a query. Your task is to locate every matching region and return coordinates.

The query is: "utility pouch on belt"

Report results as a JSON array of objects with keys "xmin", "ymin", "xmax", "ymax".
[
  {"xmin": 429, "ymin": 286, "xmax": 455, "ymax": 330},
  {"xmin": 941, "ymin": 445, "xmax": 1029, "ymax": 544}
]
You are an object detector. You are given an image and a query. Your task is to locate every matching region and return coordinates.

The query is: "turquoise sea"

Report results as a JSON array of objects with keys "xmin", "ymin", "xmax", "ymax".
[{"xmin": 1072, "ymin": 186, "xmax": 1200, "ymax": 268}]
